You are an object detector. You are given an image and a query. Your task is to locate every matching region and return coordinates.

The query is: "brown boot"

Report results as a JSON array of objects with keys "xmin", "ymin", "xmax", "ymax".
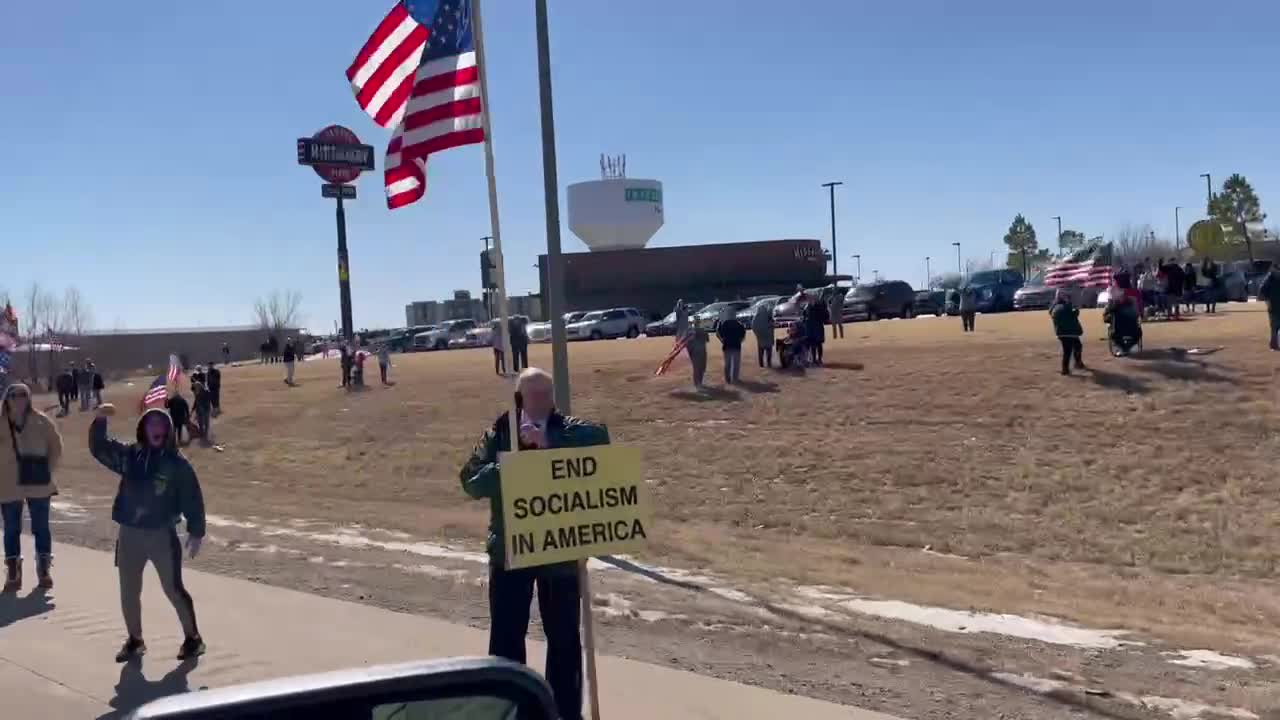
[
  {"xmin": 3, "ymin": 558, "xmax": 21, "ymax": 593},
  {"xmin": 36, "ymin": 555, "xmax": 53, "ymax": 590}
]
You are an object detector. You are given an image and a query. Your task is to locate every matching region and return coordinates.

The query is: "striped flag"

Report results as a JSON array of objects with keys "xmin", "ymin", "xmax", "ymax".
[
  {"xmin": 347, "ymin": 1, "xmax": 484, "ymax": 209},
  {"xmin": 166, "ymin": 353, "xmax": 182, "ymax": 385},
  {"xmin": 654, "ymin": 334, "xmax": 691, "ymax": 377},
  {"xmin": 140, "ymin": 375, "xmax": 169, "ymax": 412},
  {"xmin": 1044, "ymin": 242, "xmax": 1115, "ymax": 289}
]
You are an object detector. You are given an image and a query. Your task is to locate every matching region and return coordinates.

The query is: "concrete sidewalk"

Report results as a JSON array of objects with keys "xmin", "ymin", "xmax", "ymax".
[{"xmin": 0, "ymin": 540, "xmax": 901, "ymax": 719}]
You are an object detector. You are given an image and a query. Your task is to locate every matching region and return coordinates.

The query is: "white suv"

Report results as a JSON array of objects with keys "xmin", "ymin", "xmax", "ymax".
[
  {"xmin": 419, "ymin": 319, "xmax": 477, "ymax": 350},
  {"xmin": 565, "ymin": 308, "xmax": 644, "ymax": 340}
]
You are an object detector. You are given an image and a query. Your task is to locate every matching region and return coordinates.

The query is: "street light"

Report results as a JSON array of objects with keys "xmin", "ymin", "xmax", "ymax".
[
  {"xmin": 821, "ymin": 181, "xmax": 843, "ymax": 276},
  {"xmin": 1200, "ymin": 173, "xmax": 1212, "ymax": 207},
  {"xmin": 851, "ymin": 254, "xmax": 862, "ymax": 283},
  {"xmin": 952, "ymin": 242, "xmax": 962, "ymax": 279},
  {"xmin": 1175, "ymin": 206, "xmax": 1183, "ymax": 250},
  {"xmin": 925, "ymin": 256, "xmax": 931, "ymax": 289},
  {"xmin": 1051, "ymin": 216, "xmax": 1062, "ymax": 249}
]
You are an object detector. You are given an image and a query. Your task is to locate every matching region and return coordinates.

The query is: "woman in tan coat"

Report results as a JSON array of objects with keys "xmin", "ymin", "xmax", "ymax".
[{"xmin": 2, "ymin": 383, "xmax": 64, "ymax": 591}]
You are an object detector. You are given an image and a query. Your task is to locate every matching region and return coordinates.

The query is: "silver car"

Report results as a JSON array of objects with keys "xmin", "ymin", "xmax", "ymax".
[{"xmin": 565, "ymin": 308, "xmax": 645, "ymax": 340}]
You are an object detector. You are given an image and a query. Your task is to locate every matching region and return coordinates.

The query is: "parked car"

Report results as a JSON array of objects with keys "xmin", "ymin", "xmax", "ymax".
[
  {"xmin": 842, "ymin": 281, "xmax": 916, "ymax": 321},
  {"xmin": 416, "ymin": 319, "xmax": 477, "ymax": 350},
  {"xmin": 645, "ymin": 303, "xmax": 706, "ymax": 336},
  {"xmin": 566, "ymin": 308, "xmax": 645, "ymax": 340},
  {"xmin": 772, "ymin": 288, "xmax": 832, "ymax": 325},
  {"xmin": 912, "ymin": 290, "xmax": 946, "ymax": 316},
  {"xmin": 735, "ymin": 296, "xmax": 781, "ymax": 326},
  {"xmin": 944, "ymin": 289, "xmax": 960, "ymax": 316},
  {"xmin": 964, "ymin": 269, "xmax": 1024, "ymax": 313},
  {"xmin": 691, "ymin": 301, "xmax": 751, "ymax": 330}
]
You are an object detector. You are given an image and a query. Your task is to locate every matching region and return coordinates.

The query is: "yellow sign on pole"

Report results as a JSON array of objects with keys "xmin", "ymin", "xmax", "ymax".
[{"xmin": 500, "ymin": 446, "xmax": 650, "ymax": 570}]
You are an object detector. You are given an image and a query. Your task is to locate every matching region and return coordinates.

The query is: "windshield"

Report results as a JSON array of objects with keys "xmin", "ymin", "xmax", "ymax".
[
  {"xmin": 578, "ymin": 311, "xmax": 605, "ymax": 322},
  {"xmin": 850, "ymin": 286, "xmax": 876, "ymax": 300},
  {"xmin": 967, "ymin": 270, "xmax": 1002, "ymax": 286}
]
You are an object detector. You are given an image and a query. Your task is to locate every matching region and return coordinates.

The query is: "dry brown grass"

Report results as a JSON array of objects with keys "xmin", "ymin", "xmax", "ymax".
[{"xmin": 44, "ymin": 303, "xmax": 1280, "ymax": 651}]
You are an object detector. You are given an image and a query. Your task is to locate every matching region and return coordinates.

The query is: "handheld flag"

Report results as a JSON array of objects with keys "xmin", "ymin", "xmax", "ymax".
[
  {"xmin": 348, "ymin": 0, "xmax": 484, "ymax": 209},
  {"xmin": 140, "ymin": 375, "xmax": 168, "ymax": 413},
  {"xmin": 1044, "ymin": 242, "xmax": 1115, "ymax": 289},
  {"xmin": 654, "ymin": 334, "xmax": 691, "ymax": 377}
]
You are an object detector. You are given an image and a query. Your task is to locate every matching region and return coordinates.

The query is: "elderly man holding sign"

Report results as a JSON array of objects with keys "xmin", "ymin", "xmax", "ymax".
[{"xmin": 459, "ymin": 368, "xmax": 610, "ymax": 720}]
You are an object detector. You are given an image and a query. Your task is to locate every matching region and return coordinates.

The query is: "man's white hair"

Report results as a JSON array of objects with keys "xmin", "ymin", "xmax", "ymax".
[{"xmin": 516, "ymin": 367, "xmax": 553, "ymax": 389}]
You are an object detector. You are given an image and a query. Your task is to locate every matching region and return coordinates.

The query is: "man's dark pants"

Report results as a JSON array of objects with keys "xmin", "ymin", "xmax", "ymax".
[
  {"xmin": 489, "ymin": 563, "xmax": 582, "ymax": 720},
  {"xmin": 1269, "ymin": 308, "xmax": 1280, "ymax": 350},
  {"xmin": 512, "ymin": 344, "xmax": 529, "ymax": 373}
]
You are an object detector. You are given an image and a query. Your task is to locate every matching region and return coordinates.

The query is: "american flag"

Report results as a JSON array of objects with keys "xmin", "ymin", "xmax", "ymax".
[
  {"xmin": 654, "ymin": 334, "xmax": 691, "ymax": 377},
  {"xmin": 166, "ymin": 353, "xmax": 182, "ymax": 385},
  {"xmin": 1044, "ymin": 242, "xmax": 1115, "ymax": 289},
  {"xmin": 140, "ymin": 354, "xmax": 182, "ymax": 412},
  {"xmin": 348, "ymin": 1, "xmax": 484, "ymax": 209}
]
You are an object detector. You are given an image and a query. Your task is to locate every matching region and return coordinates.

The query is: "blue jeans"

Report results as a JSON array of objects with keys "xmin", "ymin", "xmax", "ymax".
[{"xmin": 2, "ymin": 497, "xmax": 52, "ymax": 559}]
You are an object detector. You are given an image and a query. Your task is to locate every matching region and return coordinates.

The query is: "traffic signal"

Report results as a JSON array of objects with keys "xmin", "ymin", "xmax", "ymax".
[{"xmin": 480, "ymin": 250, "xmax": 497, "ymax": 289}]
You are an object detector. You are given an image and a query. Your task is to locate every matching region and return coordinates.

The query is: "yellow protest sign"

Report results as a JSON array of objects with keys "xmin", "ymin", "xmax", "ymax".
[{"xmin": 499, "ymin": 446, "xmax": 650, "ymax": 570}]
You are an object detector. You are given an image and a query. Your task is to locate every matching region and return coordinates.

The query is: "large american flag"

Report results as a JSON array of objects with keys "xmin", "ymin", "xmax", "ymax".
[
  {"xmin": 347, "ymin": 0, "xmax": 484, "ymax": 209},
  {"xmin": 1044, "ymin": 242, "xmax": 1115, "ymax": 289}
]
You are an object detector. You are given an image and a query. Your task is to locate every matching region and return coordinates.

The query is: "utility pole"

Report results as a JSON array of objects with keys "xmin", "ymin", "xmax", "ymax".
[
  {"xmin": 952, "ymin": 242, "xmax": 962, "ymax": 280},
  {"xmin": 1174, "ymin": 207, "xmax": 1183, "ymax": 250},
  {"xmin": 851, "ymin": 254, "xmax": 862, "ymax": 284},
  {"xmin": 1200, "ymin": 173, "xmax": 1213, "ymax": 208},
  {"xmin": 534, "ymin": 0, "xmax": 570, "ymax": 412},
  {"xmin": 925, "ymin": 256, "xmax": 931, "ymax": 289},
  {"xmin": 1051, "ymin": 215, "xmax": 1063, "ymax": 251},
  {"xmin": 821, "ymin": 181, "xmax": 843, "ymax": 276},
  {"xmin": 335, "ymin": 195, "xmax": 354, "ymax": 342}
]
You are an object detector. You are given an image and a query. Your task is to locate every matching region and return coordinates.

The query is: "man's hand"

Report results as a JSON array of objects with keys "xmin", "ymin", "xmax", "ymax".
[
  {"xmin": 186, "ymin": 535, "xmax": 203, "ymax": 559},
  {"xmin": 519, "ymin": 422, "xmax": 547, "ymax": 449},
  {"xmin": 96, "ymin": 403, "xmax": 116, "ymax": 418}
]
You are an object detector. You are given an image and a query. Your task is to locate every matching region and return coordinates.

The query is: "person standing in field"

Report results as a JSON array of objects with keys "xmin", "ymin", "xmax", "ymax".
[
  {"xmin": 77, "ymin": 359, "xmax": 95, "ymax": 411},
  {"xmin": 377, "ymin": 344, "xmax": 392, "ymax": 385},
  {"xmin": 459, "ymin": 368, "xmax": 609, "ymax": 720},
  {"xmin": 91, "ymin": 363, "xmax": 105, "ymax": 408},
  {"xmin": 1183, "ymin": 261, "xmax": 1198, "ymax": 312},
  {"xmin": 89, "ymin": 403, "xmax": 206, "ymax": 663},
  {"xmin": 339, "ymin": 343, "xmax": 352, "ymax": 388},
  {"xmin": 1050, "ymin": 290, "xmax": 1085, "ymax": 375},
  {"xmin": 685, "ymin": 323, "xmax": 709, "ymax": 391},
  {"xmin": 491, "ymin": 327, "xmax": 506, "ymax": 376},
  {"xmin": 509, "ymin": 316, "xmax": 529, "ymax": 373},
  {"xmin": 192, "ymin": 381, "xmax": 212, "ymax": 443},
  {"xmin": 55, "ymin": 365, "xmax": 75, "ymax": 417},
  {"xmin": 69, "ymin": 362, "xmax": 80, "ymax": 404},
  {"xmin": 282, "ymin": 337, "xmax": 297, "ymax": 386},
  {"xmin": 716, "ymin": 312, "xmax": 746, "ymax": 384},
  {"xmin": 751, "ymin": 299, "xmax": 774, "ymax": 367},
  {"xmin": 827, "ymin": 289, "xmax": 844, "ymax": 340},
  {"xmin": 205, "ymin": 362, "xmax": 221, "ymax": 416},
  {"xmin": 1259, "ymin": 267, "xmax": 1280, "ymax": 351},
  {"xmin": 166, "ymin": 392, "xmax": 191, "ymax": 447},
  {"xmin": 958, "ymin": 285, "xmax": 977, "ymax": 332},
  {"xmin": 1201, "ymin": 257, "xmax": 1221, "ymax": 314},
  {"xmin": 221, "ymin": 342, "xmax": 231, "ymax": 366},
  {"xmin": 1, "ymin": 383, "xmax": 63, "ymax": 592},
  {"xmin": 673, "ymin": 299, "xmax": 689, "ymax": 339}
]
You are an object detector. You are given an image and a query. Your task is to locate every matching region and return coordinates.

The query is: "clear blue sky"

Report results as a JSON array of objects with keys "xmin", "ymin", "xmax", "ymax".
[{"xmin": 6, "ymin": 1, "xmax": 1278, "ymax": 331}]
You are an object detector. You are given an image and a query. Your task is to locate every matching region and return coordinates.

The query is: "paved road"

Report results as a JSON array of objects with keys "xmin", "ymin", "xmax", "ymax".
[{"xmin": 0, "ymin": 540, "xmax": 899, "ymax": 719}]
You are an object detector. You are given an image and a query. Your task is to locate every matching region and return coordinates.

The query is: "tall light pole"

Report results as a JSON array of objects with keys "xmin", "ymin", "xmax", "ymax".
[
  {"xmin": 1175, "ymin": 206, "xmax": 1183, "ymax": 250},
  {"xmin": 925, "ymin": 256, "xmax": 931, "ymax": 289},
  {"xmin": 1051, "ymin": 215, "xmax": 1062, "ymax": 250},
  {"xmin": 821, "ymin": 181, "xmax": 843, "ymax": 276},
  {"xmin": 952, "ymin": 242, "xmax": 962, "ymax": 279},
  {"xmin": 1200, "ymin": 173, "xmax": 1213, "ymax": 208},
  {"xmin": 851, "ymin": 254, "xmax": 862, "ymax": 283}
]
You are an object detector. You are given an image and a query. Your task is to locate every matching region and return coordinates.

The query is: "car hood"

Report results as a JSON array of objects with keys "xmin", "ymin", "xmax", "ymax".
[{"xmin": 1015, "ymin": 286, "xmax": 1052, "ymax": 297}]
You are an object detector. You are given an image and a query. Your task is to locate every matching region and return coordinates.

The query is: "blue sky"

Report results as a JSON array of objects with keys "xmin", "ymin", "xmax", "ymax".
[{"xmin": 5, "ymin": 1, "xmax": 1278, "ymax": 330}]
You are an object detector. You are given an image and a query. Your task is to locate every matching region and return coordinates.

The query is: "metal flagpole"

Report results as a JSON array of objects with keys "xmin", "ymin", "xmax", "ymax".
[
  {"xmin": 470, "ymin": 0, "xmax": 520, "ymax": 452},
  {"xmin": 534, "ymin": 1, "xmax": 600, "ymax": 717}
]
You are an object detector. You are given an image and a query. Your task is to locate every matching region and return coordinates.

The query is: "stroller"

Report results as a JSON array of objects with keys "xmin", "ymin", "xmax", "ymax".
[{"xmin": 1104, "ymin": 294, "xmax": 1143, "ymax": 356}]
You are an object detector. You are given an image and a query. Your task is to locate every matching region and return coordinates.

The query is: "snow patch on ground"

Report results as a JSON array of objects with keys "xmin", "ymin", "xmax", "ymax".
[{"xmin": 1164, "ymin": 650, "xmax": 1256, "ymax": 670}]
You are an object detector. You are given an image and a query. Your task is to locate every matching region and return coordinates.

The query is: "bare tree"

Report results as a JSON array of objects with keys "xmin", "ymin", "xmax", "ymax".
[
  {"xmin": 252, "ymin": 290, "xmax": 304, "ymax": 335},
  {"xmin": 21, "ymin": 283, "xmax": 61, "ymax": 383},
  {"xmin": 62, "ymin": 287, "xmax": 93, "ymax": 339},
  {"xmin": 1109, "ymin": 224, "xmax": 1177, "ymax": 265}
]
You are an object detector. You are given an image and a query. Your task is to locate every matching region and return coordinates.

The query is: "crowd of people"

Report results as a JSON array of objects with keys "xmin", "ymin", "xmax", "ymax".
[
  {"xmin": 491, "ymin": 316, "xmax": 531, "ymax": 376},
  {"xmin": 53, "ymin": 359, "xmax": 105, "ymax": 416}
]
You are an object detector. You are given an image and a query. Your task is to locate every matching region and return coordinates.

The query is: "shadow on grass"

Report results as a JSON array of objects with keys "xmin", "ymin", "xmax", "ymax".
[
  {"xmin": 1087, "ymin": 367, "xmax": 1151, "ymax": 395},
  {"xmin": 734, "ymin": 379, "xmax": 780, "ymax": 394},
  {"xmin": 598, "ymin": 556, "xmax": 1138, "ymax": 720},
  {"xmin": 1136, "ymin": 361, "xmax": 1238, "ymax": 385},
  {"xmin": 669, "ymin": 386, "xmax": 741, "ymax": 403},
  {"xmin": 822, "ymin": 361, "xmax": 864, "ymax": 371}
]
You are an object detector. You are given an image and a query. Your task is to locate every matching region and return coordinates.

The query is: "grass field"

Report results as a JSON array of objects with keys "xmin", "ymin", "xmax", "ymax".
[{"xmin": 46, "ymin": 303, "xmax": 1280, "ymax": 657}]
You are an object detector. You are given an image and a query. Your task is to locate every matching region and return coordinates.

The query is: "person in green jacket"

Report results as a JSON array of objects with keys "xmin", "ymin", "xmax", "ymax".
[
  {"xmin": 458, "ymin": 367, "xmax": 609, "ymax": 720},
  {"xmin": 1050, "ymin": 290, "xmax": 1086, "ymax": 375}
]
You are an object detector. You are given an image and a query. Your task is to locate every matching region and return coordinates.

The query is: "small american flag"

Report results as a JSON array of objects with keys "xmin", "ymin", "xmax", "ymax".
[
  {"xmin": 1044, "ymin": 242, "xmax": 1115, "ymax": 289},
  {"xmin": 654, "ymin": 334, "xmax": 691, "ymax": 377},
  {"xmin": 348, "ymin": 0, "xmax": 484, "ymax": 209},
  {"xmin": 140, "ymin": 375, "xmax": 169, "ymax": 412},
  {"xmin": 166, "ymin": 353, "xmax": 182, "ymax": 385}
]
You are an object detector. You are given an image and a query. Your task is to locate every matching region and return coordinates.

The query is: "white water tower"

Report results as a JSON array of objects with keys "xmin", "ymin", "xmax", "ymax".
[{"xmin": 567, "ymin": 154, "xmax": 664, "ymax": 251}]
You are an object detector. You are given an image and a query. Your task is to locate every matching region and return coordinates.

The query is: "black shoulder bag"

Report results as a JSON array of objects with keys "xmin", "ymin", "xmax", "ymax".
[{"xmin": 9, "ymin": 421, "xmax": 52, "ymax": 487}]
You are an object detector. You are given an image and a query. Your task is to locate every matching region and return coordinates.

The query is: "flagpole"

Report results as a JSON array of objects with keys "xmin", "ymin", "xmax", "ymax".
[{"xmin": 470, "ymin": 0, "xmax": 520, "ymax": 455}]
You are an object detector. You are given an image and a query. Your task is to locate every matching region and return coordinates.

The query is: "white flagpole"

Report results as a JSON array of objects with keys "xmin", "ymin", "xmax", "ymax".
[{"xmin": 470, "ymin": 0, "xmax": 520, "ymax": 454}]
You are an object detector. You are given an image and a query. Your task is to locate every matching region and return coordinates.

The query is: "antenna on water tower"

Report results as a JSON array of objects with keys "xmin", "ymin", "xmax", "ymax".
[{"xmin": 600, "ymin": 153, "xmax": 627, "ymax": 179}]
